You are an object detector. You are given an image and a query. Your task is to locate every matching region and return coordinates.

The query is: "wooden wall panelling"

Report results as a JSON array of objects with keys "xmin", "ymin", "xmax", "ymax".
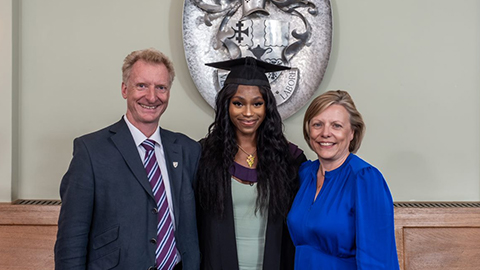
[
  {"xmin": 394, "ymin": 204, "xmax": 480, "ymax": 270},
  {"xmin": 404, "ymin": 227, "xmax": 480, "ymax": 270},
  {"xmin": 1, "ymin": 202, "xmax": 480, "ymax": 269},
  {"xmin": 0, "ymin": 203, "xmax": 60, "ymax": 270}
]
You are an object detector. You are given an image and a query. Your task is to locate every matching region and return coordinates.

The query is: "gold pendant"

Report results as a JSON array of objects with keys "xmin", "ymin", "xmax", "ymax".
[
  {"xmin": 237, "ymin": 144, "xmax": 257, "ymax": 168},
  {"xmin": 246, "ymin": 154, "xmax": 255, "ymax": 168}
]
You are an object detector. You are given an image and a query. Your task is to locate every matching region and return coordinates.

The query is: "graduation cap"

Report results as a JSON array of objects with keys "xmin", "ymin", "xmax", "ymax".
[{"xmin": 205, "ymin": 57, "xmax": 290, "ymax": 87}]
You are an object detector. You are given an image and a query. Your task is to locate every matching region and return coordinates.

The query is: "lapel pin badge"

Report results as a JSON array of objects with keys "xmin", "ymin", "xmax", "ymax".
[{"xmin": 173, "ymin": 162, "xmax": 178, "ymax": 168}]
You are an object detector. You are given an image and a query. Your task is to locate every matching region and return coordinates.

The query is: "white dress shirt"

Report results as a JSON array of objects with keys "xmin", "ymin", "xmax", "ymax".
[{"xmin": 123, "ymin": 115, "xmax": 176, "ymax": 227}]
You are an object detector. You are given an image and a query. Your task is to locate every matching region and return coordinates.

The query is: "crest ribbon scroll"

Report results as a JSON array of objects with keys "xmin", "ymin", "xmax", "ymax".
[{"xmin": 183, "ymin": 0, "xmax": 332, "ymax": 119}]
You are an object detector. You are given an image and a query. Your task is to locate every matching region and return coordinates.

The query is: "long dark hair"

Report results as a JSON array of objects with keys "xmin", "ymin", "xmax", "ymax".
[{"xmin": 196, "ymin": 83, "xmax": 297, "ymax": 217}]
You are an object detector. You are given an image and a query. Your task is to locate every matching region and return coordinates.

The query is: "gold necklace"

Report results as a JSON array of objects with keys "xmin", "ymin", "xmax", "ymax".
[{"xmin": 237, "ymin": 145, "xmax": 257, "ymax": 168}]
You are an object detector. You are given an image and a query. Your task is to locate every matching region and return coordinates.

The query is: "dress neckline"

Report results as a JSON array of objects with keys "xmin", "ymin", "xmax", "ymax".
[
  {"xmin": 228, "ymin": 142, "xmax": 304, "ymax": 184},
  {"xmin": 318, "ymin": 153, "xmax": 353, "ymax": 178},
  {"xmin": 230, "ymin": 162, "xmax": 258, "ymax": 183}
]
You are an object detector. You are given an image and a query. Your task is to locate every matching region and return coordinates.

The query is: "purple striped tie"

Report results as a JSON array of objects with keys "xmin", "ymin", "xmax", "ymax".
[{"xmin": 141, "ymin": 139, "xmax": 178, "ymax": 270}]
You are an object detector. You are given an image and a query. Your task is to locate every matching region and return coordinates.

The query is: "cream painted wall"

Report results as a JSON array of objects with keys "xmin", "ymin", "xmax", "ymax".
[
  {"xmin": 331, "ymin": 1, "xmax": 480, "ymax": 201},
  {"xmin": 0, "ymin": 0, "xmax": 13, "ymax": 201},
  {"xmin": 3, "ymin": 0, "xmax": 479, "ymax": 201}
]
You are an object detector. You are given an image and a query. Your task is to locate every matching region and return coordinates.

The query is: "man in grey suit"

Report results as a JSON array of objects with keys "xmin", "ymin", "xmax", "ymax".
[{"xmin": 54, "ymin": 48, "xmax": 200, "ymax": 270}]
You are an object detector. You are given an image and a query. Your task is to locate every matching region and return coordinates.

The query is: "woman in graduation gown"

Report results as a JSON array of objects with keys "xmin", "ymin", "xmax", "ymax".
[
  {"xmin": 287, "ymin": 90, "xmax": 399, "ymax": 269},
  {"xmin": 196, "ymin": 57, "xmax": 306, "ymax": 270}
]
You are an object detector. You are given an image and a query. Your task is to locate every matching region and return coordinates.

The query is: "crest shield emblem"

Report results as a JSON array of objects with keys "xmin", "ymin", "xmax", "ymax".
[{"xmin": 183, "ymin": 0, "xmax": 332, "ymax": 119}]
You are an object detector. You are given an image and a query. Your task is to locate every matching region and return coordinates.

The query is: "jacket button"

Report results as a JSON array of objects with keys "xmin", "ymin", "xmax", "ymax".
[
  {"xmin": 150, "ymin": 238, "xmax": 157, "ymax": 244},
  {"xmin": 152, "ymin": 208, "xmax": 158, "ymax": 214}
]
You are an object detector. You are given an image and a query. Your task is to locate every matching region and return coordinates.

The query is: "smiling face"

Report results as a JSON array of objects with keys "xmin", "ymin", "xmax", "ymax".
[
  {"xmin": 229, "ymin": 85, "xmax": 266, "ymax": 139},
  {"xmin": 121, "ymin": 60, "xmax": 171, "ymax": 136},
  {"xmin": 308, "ymin": 104, "xmax": 354, "ymax": 169}
]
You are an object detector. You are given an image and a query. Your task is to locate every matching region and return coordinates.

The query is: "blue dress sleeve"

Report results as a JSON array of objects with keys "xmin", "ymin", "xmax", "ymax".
[
  {"xmin": 298, "ymin": 160, "xmax": 316, "ymax": 186},
  {"xmin": 354, "ymin": 166, "xmax": 400, "ymax": 270}
]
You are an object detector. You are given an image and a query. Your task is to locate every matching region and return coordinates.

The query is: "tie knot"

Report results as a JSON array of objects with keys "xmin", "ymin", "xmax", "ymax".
[{"xmin": 141, "ymin": 139, "xmax": 156, "ymax": 152}]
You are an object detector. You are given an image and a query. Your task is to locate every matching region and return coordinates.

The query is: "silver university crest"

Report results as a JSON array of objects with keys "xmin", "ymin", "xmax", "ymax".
[{"xmin": 183, "ymin": 0, "xmax": 332, "ymax": 119}]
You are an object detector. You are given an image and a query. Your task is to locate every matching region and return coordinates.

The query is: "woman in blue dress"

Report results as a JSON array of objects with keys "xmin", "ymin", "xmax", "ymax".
[{"xmin": 287, "ymin": 90, "xmax": 399, "ymax": 269}]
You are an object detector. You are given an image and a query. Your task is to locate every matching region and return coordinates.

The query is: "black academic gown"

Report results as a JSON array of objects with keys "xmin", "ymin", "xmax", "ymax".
[{"xmin": 197, "ymin": 146, "xmax": 306, "ymax": 270}]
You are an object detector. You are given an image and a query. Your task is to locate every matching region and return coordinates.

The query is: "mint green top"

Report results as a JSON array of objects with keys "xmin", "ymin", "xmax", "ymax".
[{"xmin": 231, "ymin": 178, "xmax": 268, "ymax": 270}]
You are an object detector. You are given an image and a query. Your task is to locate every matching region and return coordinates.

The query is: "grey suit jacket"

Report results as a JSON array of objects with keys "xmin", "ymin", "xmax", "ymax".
[{"xmin": 55, "ymin": 118, "xmax": 201, "ymax": 270}]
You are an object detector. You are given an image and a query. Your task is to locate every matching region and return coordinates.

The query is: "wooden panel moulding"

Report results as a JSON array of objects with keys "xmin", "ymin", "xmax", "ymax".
[
  {"xmin": 0, "ymin": 201, "xmax": 61, "ymax": 270},
  {"xmin": 0, "ymin": 201, "xmax": 61, "ymax": 225},
  {"xmin": 394, "ymin": 202, "xmax": 480, "ymax": 270},
  {"xmin": 403, "ymin": 227, "xmax": 480, "ymax": 270},
  {"xmin": 0, "ymin": 200, "xmax": 479, "ymax": 269},
  {"xmin": 0, "ymin": 225, "xmax": 57, "ymax": 270}
]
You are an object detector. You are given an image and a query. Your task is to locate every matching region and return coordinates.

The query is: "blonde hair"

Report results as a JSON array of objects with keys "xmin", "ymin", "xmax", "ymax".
[
  {"xmin": 122, "ymin": 48, "xmax": 175, "ymax": 85},
  {"xmin": 303, "ymin": 90, "xmax": 365, "ymax": 153}
]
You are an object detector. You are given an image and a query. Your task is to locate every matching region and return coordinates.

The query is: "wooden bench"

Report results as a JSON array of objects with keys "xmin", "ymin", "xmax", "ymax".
[{"xmin": 1, "ymin": 201, "xmax": 479, "ymax": 269}]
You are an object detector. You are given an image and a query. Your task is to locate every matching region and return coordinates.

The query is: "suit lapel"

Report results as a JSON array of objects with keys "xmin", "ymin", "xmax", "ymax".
[
  {"xmin": 160, "ymin": 128, "xmax": 182, "ymax": 226},
  {"xmin": 110, "ymin": 119, "xmax": 154, "ymax": 199}
]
